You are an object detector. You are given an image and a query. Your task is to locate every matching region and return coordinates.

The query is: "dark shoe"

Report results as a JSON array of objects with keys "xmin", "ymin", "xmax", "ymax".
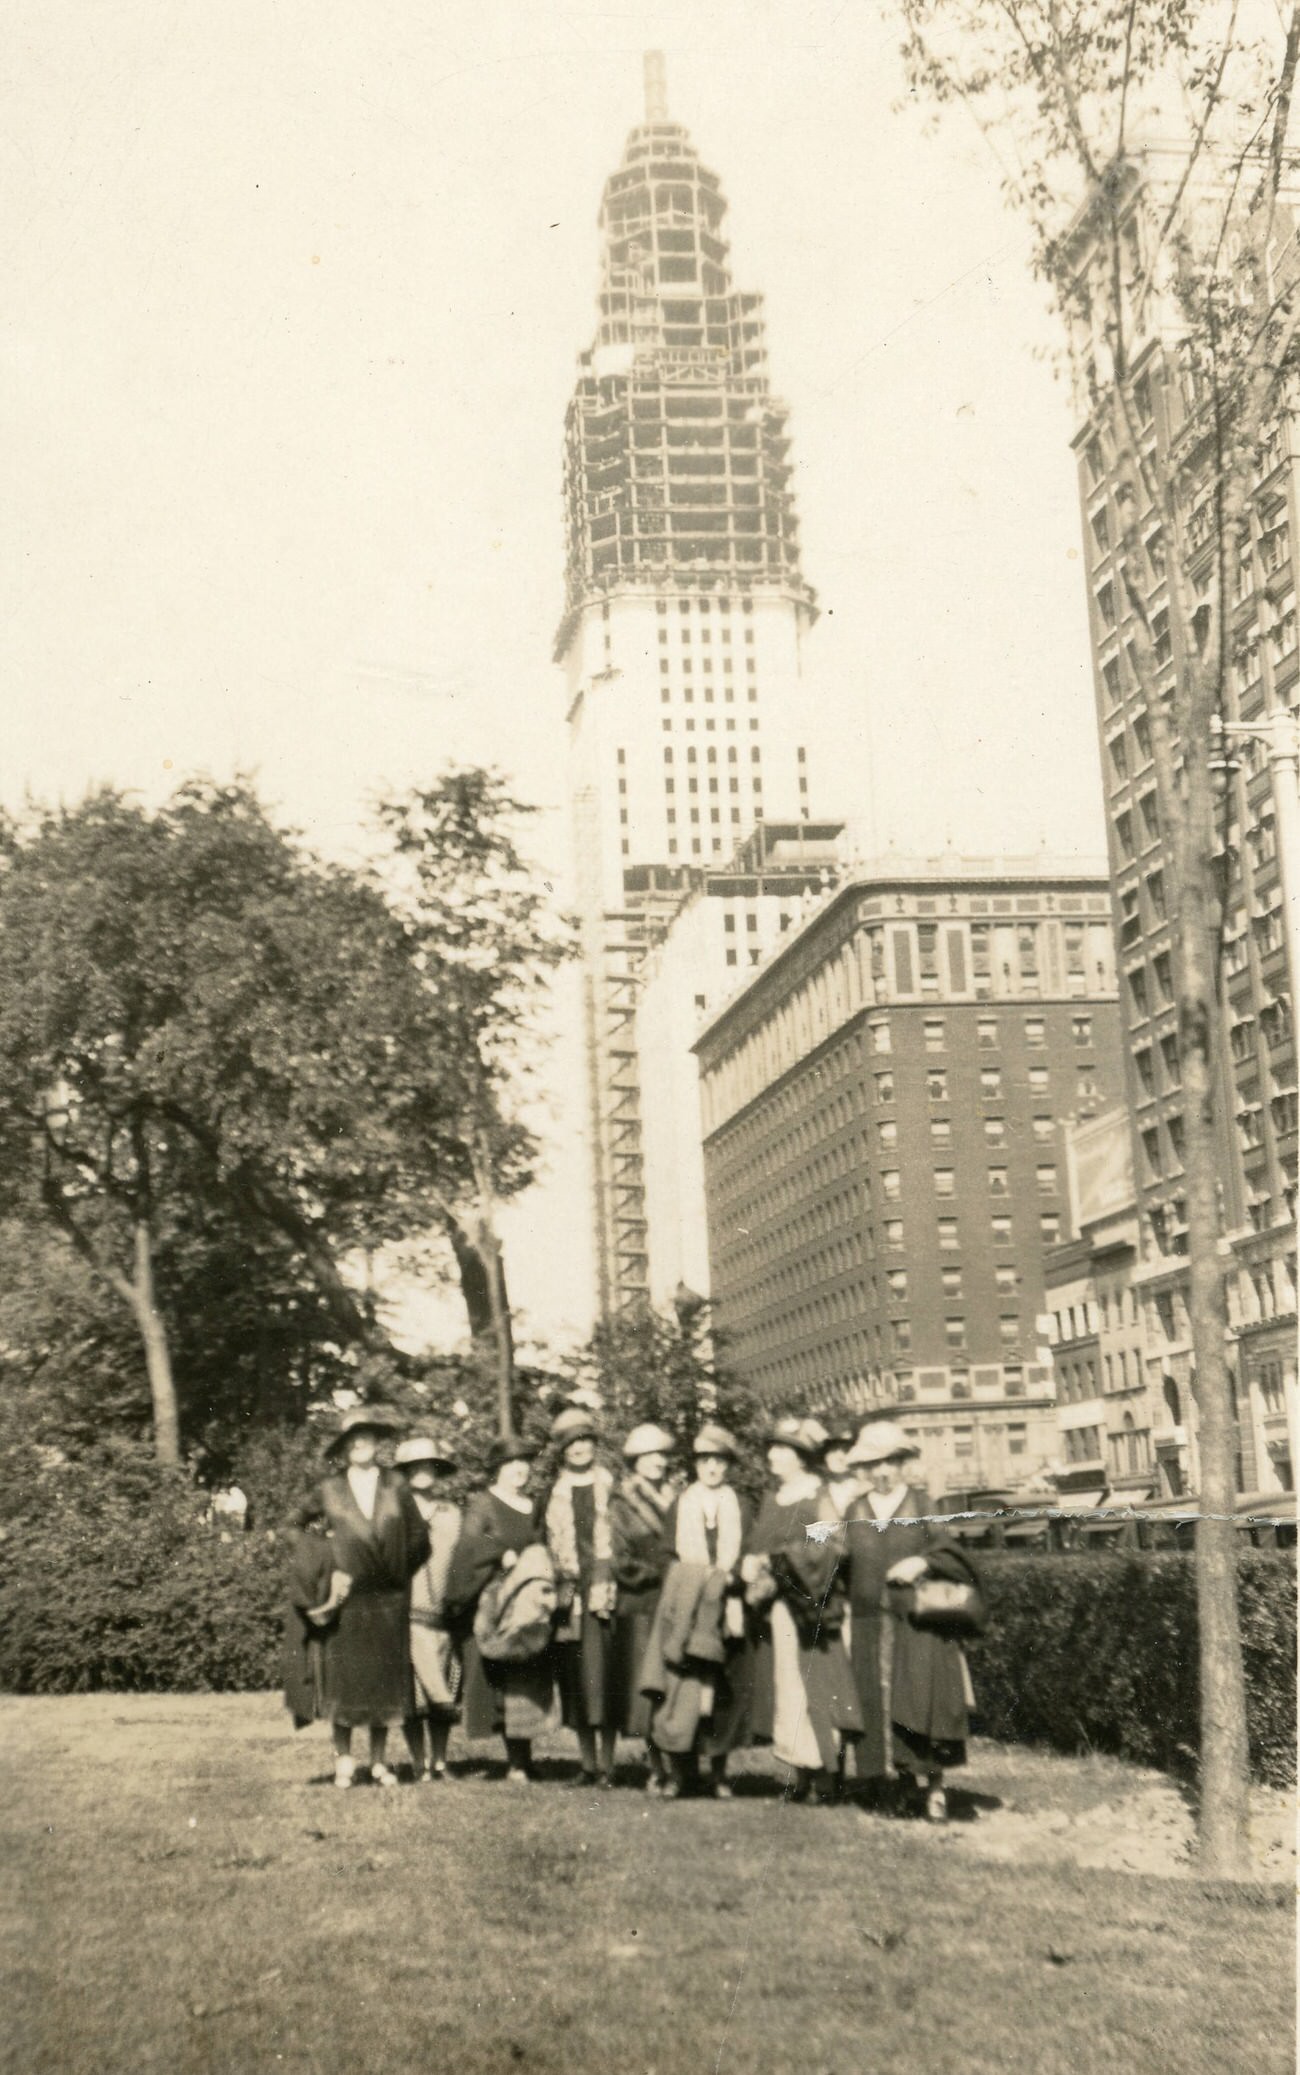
[{"xmin": 570, "ymin": 1770, "xmax": 599, "ymax": 1789}]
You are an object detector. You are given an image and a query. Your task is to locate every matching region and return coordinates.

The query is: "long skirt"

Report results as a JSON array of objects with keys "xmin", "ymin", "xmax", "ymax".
[
  {"xmin": 752, "ymin": 1604, "xmax": 863, "ymax": 1773},
  {"xmin": 645, "ymin": 1640, "xmax": 754, "ymax": 1759},
  {"xmin": 889, "ymin": 1618, "xmax": 974, "ymax": 1774},
  {"xmin": 555, "ymin": 1611, "xmax": 619, "ymax": 1732},
  {"xmin": 461, "ymin": 1639, "xmax": 554, "ymax": 1743},
  {"xmin": 609, "ymin": 1604, "xmax": 657, "ymax": 1738},
  {"xmin": 408, "ymin": 1620, "xmax": 461, "ymax": 1723},
  {"xmin": 327, "ymin": 1587, "xmax": 409, "ymax": 1728},
  {"xmin": 848, "ymin": 1609, "xmax": 892, "ymax": 1780}
]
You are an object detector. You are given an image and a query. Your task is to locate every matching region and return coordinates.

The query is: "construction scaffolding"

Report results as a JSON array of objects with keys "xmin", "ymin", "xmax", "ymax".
[
  {"xmin": 553, "ymin": 96, "xmax": 816, "ymax": 662},
  {"xmin": 560, "ymin": 61, "xmax": 821, "ymax": 1318}
]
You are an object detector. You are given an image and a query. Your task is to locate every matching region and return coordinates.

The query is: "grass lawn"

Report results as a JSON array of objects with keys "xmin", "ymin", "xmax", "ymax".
[{"xmin": 1, "ymin": 1694, "xmax": 1292, "ymax": 2075}]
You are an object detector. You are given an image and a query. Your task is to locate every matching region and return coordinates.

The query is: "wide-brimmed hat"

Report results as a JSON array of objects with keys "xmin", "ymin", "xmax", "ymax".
[
  {"xmin": 622, "ymin": 1422, "xmax": 676, "ymax": 1462},
  {"xmin": 551, "ymin": 1406, "xmax": 600, "ymax": 1449},
  {"xmin": 815, "ymin": 1414, "xmax": 857, "ymax": 1453},
  {"xmin": 486, "ymin": 1434, "xmax": 541, "ymax": 1475},
  {"xmin": 692, "ymin": 1422, "xmax": 739, "ymax": 1460},
  {"xmin": 324, "ymin": 1405, "xmax": 401, "ymax": 1458},
  {"xmin": 394, "ymin": 1435, "xmax": 457, "ymax": 1471},
  {"xmin": 846, "ymin": 1420, "xmax": 920, "ymax": 1468},
  {"xmin": 766, "ymin": 1416, "xmax": 829, "ymax": 1461}
]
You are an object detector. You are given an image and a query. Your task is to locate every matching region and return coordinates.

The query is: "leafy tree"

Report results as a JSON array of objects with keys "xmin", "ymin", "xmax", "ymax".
[
  {"xmin": 374, "ymin": 769, "xmax": 574, "ymax": 1437},
  {"xmin": 563, "ymin": 1300, "xmax": 770, "ymax": 1504},
  {"xmin": 0, "ymin": 782, "xmax": 466, "ymax": 1461},
  {"xmin": 895, "ymin": 0, "xmax": 1300, "ymax": 1874}
]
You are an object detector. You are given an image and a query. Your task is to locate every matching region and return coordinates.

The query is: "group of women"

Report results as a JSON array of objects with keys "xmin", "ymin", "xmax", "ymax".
[{"xmin": 284, "ymin": 1401, "xmax": 983, "ymax": 1822}]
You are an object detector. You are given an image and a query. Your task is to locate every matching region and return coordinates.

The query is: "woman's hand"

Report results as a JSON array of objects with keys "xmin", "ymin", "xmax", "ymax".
[
  {"xmin": 886, "ymin": 1554, "xmax": 928, "ymax": 1585},
  {"xmin": 500, "ymin": 1549, "xmax": 519, "ymax": 1573}
]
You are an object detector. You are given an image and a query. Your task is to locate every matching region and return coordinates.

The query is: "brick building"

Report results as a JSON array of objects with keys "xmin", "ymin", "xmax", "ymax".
[
  {"xmin": 1064, "ymin": 148, "xmax": 1298, "ymax": 1499},
  {"xmin": 694, "ymin": 854, "xmax": 1125, "ymax": 1501}
]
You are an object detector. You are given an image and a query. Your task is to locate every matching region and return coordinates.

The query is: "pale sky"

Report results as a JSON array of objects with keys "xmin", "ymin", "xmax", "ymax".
[{"xmin": 3, "ymin": 0, "xmax": 1108, "ymax": 1351}]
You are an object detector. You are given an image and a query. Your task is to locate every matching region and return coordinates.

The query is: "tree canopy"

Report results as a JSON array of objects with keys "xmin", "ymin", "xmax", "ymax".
[{"xmin": 0, "ymin": 773, "xmax": 568, "ymax": 1461}]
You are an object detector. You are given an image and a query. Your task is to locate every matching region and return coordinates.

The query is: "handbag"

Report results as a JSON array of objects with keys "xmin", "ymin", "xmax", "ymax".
[{"xmin": 891, "ymin": 1574, "xmax": 987, "ymax": 1638}]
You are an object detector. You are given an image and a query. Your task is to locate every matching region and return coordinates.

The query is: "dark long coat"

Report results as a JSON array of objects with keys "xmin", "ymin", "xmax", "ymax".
[
  {"xmin": 608, "ymin": 1475, "xmax": 675, "ymax": 1737},
  {"xmin": 283, "ymin": 1527, "xmax": 334, "ymax": 1729},
  {"xmin": 844, "ymin": 1486, "xmax": 976, "ymax": 1775},
  {"xmin": 844, "ymin": 1485, "xmax": 931, "ymax": 1778},
  {"xmin": 306, "ymin": 1469, "xmax": 430, "ymax": 1728},
  {"xmin": 551, "ymin": 1482, "xmax": 621, "ymax": 1733},
  {"xmin": 444, "ymin": 1491, "xmax": 554, "ymax": 1742}
]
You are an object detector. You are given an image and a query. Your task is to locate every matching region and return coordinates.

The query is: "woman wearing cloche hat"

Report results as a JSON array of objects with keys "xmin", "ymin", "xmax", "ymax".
[
  {"xmin": 642, "ymin": 1422, "xmax": 755, "ymax": 1798},
  {"xmin": 741, "ymin": 1417, "xmax": 863, "ymax": 1805},
  {"xmin": 295, "ymin": 1406, "xmax": 431, "ymax": 1789},
  {"xmin": 545, "ymin": 1406, "xmax": 622, "ymax": 1787},
  {"xmin": 394, "ymin": 1437, "xmax": 463, "ymax": 1783},
  {"xmin": 843, "ymin": 1421, "xmax": 981, "ymax": 1820},
  {"xmin": 444, "ymin": 1434, "xmax": 553, "ymax": 1784},
  {"xmin": 607, "ymin": 1423, "xmax": 678, "ymax": 1790}
]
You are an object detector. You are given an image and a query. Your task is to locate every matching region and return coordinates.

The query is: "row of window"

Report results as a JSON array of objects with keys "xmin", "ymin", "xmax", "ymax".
[
  {"xmin": 657, "ymin": 621, "xmax": 755, "ymax": 644},
  {"xmin": 878, "ymin": 1164, "xmax": 1058, "ymax": 1200}
]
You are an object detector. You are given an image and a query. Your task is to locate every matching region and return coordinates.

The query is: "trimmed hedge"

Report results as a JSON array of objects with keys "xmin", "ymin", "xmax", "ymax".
[
  {"xmin": 3, "ymin": 1453, "xmax": 1295, "ymax": 1794},
  {"xmin": 0, "ymin": 1448, "xmax": 286, "ymax": 1695},
  {"xmin": 968, "ymin": 1551, "xmax": 1297, "ymax": 1789}
]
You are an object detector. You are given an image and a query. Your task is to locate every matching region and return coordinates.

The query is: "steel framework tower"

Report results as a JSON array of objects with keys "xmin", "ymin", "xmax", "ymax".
[{"xmin": 559, "ymin": 55, "xmax": 819, "ymax": 1317}]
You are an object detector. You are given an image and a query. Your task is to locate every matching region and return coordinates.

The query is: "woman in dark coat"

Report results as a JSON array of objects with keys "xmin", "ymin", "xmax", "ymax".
[
  {"xmin": 282, "ymin": 1501, "xmax": 335, "ymax": 1731},
  {"xmin": 743, "ymin": 1418, "xmax": 863, "ymax": 1804},
  {"xmin": 444, "ymin": 1436, "xmax": 553, "ymax": 1783},
  {"xmin": 607, "ymin": 1422, "xmax": 678, "ymax": 1788},
  {"xmin": 299, "ymin": 1406, "xmax": 431, "ymax": 1789},
  {"xmin": 844, "ymin": 1420, "xmax": 980, "ymax": 1821},
  {"xmin": 545, "ymin": 1407, "xmax": 621, "ymax": 1786}
]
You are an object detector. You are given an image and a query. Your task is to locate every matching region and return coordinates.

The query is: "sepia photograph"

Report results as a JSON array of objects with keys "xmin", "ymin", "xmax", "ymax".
[{"xmin": 1, "ymin": 2, "xmax": 1296, "ymax": 2070}]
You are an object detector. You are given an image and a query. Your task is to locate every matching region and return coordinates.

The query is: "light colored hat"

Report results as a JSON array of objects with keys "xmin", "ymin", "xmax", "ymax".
[
  {"xmin": 693, "ymin": 1422, "xmax": 739, "ymax": 1459},
  {"xmin": 622, "ymin": 1422, "xmax": 676, "ymax": 1461},
  {"xmin": 394, "ymin": 1435, "xmax": 457, "ymax": 1470},
  {"xmin": 767, "ymin": 1416, "xmax": 829, "ymax": 1460},
  {"xmin": 551, "ymin": 1406, "xmax": 600, "ymax": 1448},
  {"xmin": 846, "ymin": 1420, "xmax": 920, "ymax": 1467},
  {"xmin": 324, "ymin": 1404, "xmax": 400, "ymax": 1458}
]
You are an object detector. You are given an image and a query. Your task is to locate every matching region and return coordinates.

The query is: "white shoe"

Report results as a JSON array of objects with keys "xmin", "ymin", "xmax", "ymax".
[
  {"xmin": 370, "ymin": 1762, "xmax": 399, "ymax": 1788},
  {"xmin": 334, "ymin": 1756, "xmax": 357, "ymax": 1790}
]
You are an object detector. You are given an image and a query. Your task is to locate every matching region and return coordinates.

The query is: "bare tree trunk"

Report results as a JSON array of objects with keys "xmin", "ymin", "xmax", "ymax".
[
  {"xmin": 126, "ymin": 1217, "xmax": 181, "ymax": 1468},
  {"xmin": 482, "ymin": 1230, "xmax": 517, "ymax": 1439},
  {"xmin": 444, "ymin": 1213, "xmax": 496, "ymax": 1341},
  {"xmin": 469, "ymin": 1139, "xmax": 517, "ymax": 1438},
  {"xmin": 1178, "ymin": 721, "xmax": 1251, "ymax": 1877}
]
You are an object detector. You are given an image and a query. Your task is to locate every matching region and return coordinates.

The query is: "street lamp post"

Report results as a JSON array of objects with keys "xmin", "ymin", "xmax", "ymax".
[{"xmin": 1211, "ymin": 710, "xmax": 1300, "ymax": 1008}]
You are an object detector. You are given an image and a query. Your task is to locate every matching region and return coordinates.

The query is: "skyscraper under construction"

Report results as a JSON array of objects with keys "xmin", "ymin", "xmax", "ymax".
[{"xmin": 559, "ymin": 54, "xmax": 823, "ymax": 1317}]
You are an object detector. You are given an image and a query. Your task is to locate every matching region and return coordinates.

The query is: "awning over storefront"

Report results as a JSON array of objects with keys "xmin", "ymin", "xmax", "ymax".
[
  {"xmin": 1236, "ymin": 1491, "xmax": 1296, "ymax": 1524},
  {"xmin": 1001, "ymin": 1516, "xmax": 1050, "ymax": 1544}
]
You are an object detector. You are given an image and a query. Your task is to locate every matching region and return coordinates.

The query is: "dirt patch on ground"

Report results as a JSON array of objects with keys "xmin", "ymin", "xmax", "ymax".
[{"xmin": 880, "ymin": 1749, "xmax": 1295, "ymax": 1882}]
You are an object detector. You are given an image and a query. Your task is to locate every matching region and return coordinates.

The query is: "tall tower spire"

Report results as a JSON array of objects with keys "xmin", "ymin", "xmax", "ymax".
[
  {"xmin": 558, "ymin": 68, "xmax": 821, "ymax": 1319},
  {"xmin": 643, "ymin": 49, "xmax": 668, "ymax": 122}
]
